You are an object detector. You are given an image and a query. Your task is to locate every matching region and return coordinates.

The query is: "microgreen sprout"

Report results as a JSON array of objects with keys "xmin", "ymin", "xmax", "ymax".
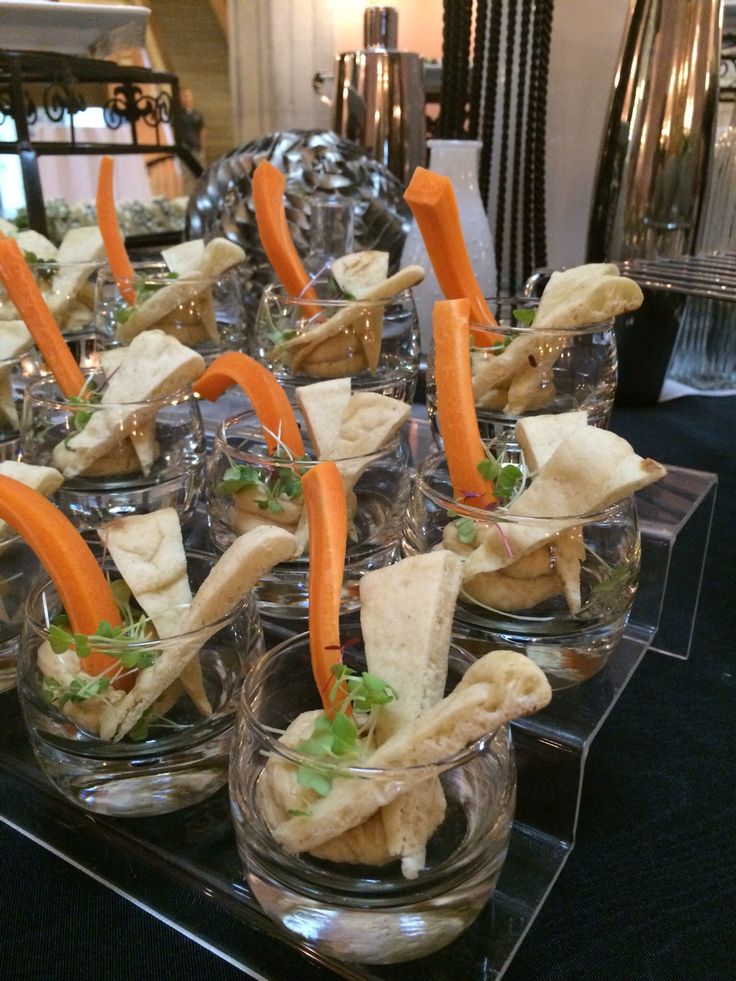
[
  {"xmin": 477, "ymin": 456, "xmax": 523, "ymax": 504},
  {"xmin": 42, "ymin": 582, "xmax": 159, "ymax": 712},
  {"xmin": 512, "ymin": 307, "xmax": 536, "ymax": 327},
  {"xmin": 291, "ymin": 660, "xmax": 398, "ymax": 807},
  {"xmin": 445, "ymin": 514, "xmax": 477, "ymax": 545},
  {"xmin": 216, "ymin": 448, "xmax": 308, "ymax": 513},
  {"xmin": 63, "ymin": 378, "xmax": 101, "ymax": 445},
  {"xmin": 114, "ymin": 272, "xmax": 179, "ymax": 324},
  {"xmin": 23, "ymin": 251, "xmax": 58, "ymax": 284}
]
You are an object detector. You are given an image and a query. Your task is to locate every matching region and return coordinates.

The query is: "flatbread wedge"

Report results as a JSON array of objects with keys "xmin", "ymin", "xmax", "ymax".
[
  {"xmin": 115, "ymin": 238, "xmax": 245, "ymax": 343},
  {"xmin": 101, "ymin": 525, "xmax": 299, "ymax": 741},
  {"xmin": 261, "ymin": 649, "xmax": 551, "ymax": 855},
  {"xmin": 360, "ymin": 551, "xmax": 464, "ymax": 878},
  {"xmin": 54, "ymin": 331, "xmax": 205, "ymax": 478},
  {"xmin": 98, "ymin": 509, "xmax": 211, "ymax": 715}
]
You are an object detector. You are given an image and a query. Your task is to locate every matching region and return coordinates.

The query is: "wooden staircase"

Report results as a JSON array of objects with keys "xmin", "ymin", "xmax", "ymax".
[{"xmin": 147, "ymin": 0, "xmax": 234, "ymax": 165}]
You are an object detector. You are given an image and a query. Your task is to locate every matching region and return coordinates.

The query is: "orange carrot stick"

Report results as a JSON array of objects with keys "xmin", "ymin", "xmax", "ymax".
[
  {"xmin": 404, "ymin": 168, "xmax": 502, "ymax": 347},
  {"xmin": 252, "ymin": 160, "xmax": 318, "ymax": 309},
  {"xmin": 301, "ymin": 461, "xmax": 347, "ymax": 711},
  {"xmin": 0, "ymin": 477, "xmax": 126, "ymax": 682},
  {"xmin": 433, "ymin": 299, "xmax": 496, "ymax": 509},
  {"xmin": 96, "ymin": 156, "xmax": 137, "ymax": 305},
  {"xmin": 0, "ymin": 237, "xmax": 85, "ymax": 398},
  {"xmin": 194, "ymin": 351, "xmax": 305, "ymax": 457}
]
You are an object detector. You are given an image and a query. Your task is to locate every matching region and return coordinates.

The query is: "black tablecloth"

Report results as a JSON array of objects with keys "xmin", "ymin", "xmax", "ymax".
[{"xmin": 2, "ymin": 396, "xmax": 734, "ymax": 980}]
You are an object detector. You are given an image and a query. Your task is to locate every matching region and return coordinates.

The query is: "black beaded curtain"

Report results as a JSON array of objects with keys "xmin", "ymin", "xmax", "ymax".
[{"xmin": 436, "ymin": 0, "xmax": 555, "ymax": 295}]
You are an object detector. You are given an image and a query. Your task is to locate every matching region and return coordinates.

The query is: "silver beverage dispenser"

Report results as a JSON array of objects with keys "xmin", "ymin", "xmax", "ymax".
[{"xmin": 313, "ymin": 6, "xmax": 426, "ymax": 185}]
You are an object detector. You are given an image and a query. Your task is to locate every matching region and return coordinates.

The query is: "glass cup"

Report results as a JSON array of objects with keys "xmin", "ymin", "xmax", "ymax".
[
  {"xmin": 0, "ymin": 529, "xmax": 41, "ymax": 693},
  {"xmin": 404, "ymin": 451, "xmax": 640, "ymax": 688},
  {"xmin": 426, "ymin": 301, "xmax": 618, "ymax": 445},
  {"xmin": 254, "ymin": 283, "xmax": 420, "ymax": 402},
  {"xmin": 20, "ymin": 371, "xmax": 205, "ymax": 534},
  {"xmin": 95, "ymin": 261, "xmax": 247, "ymax": 357},
  {"xmin": 229, "ymin": 631, "xmax": 516, "ymax": 964},
  {"xmin": 0, "ymin": 259, "xmax": 102, "ymax": 336},
  {"xmin": 205, "ymin": 409, "xmax": 411, "ymax": 618},
  {"xmin": 18, "ymin": 550, "xmax": 264, "ymax": 816},
  {"xmin": 0, "ymin": 354, "xmax": 36, "ymax": 460}
]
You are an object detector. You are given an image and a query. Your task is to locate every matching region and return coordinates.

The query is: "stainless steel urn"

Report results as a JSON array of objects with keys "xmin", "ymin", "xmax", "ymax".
[{"xmin": 314, "ymin": 6, "xmax": 426, "ymax": 186}]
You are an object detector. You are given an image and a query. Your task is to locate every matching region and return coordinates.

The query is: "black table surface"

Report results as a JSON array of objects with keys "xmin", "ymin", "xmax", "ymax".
[{"xmin": 2, "ymin": 395, "xmax": 734, "ymax": 981}]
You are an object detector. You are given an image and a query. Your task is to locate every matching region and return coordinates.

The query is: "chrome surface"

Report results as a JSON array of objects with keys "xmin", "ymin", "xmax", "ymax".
[{"xmin": 588, "ymin": 0, "xmax": 722, "ymax": 261}]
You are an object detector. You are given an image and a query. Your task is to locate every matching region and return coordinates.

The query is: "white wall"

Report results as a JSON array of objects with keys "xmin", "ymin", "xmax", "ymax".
[{"xmin": 545, "ymin": 0, "xmax": 631, "ymax": 267}]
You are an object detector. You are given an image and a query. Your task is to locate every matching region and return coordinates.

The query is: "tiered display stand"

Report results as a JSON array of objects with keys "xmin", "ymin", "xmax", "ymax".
[{"xmin": 0, "ymin": 416, "xmax": 716, "ymax": 979}]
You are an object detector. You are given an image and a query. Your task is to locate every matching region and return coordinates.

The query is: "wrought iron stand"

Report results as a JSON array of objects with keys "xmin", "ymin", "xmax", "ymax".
[{"xmin": 0, "ymin": 49, "xmax": 201, "ymax": 240}]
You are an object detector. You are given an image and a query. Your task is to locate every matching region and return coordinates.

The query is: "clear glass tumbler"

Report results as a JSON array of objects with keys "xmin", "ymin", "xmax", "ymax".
[
  {"xmin": 0, "ymin": 528, "xmax": 41, "ymax": 693},
  {"xmin": 426, "ymin": 301, "xmax": 618, "ymax": 445},
  {"xmin": 0, "ymin": 354, "xmax": 33, "ymax": 460},
  {"xmin": 205, "ymin": 409, "xmax": 411, "ymax": 618},
  {"xmin": 95, "ymin": 261, "xmax": 247, "ymax": 357},
  {"xmin": 18, "ymin": 551, "xmax": 264, "ymax": 816},
  {"xmin": 229, "ymin": 631, "xmax": 516, "ymax": 964},
  {"xmin": 20, "ymin": 372, "xmax": 205, "ymax": 533},
  {"xmin": 404, "ymin": 451, "xmax": 640, "ymax": 688},
  {"xmin": 254, "ymin": 282, "xmax": 420, "ymax": 402}
]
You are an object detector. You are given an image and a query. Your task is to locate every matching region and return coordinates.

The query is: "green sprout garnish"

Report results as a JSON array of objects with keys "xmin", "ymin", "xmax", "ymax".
[
  {"xmin": 113, "ymin": 272, "xmax": 179, "ymax": 324},
  {"xmin": 64, "ymin": 378, "xmax": 101, "ymax": 444},
  {"xmin": 216, "ymin": 452, "xmax": 306, "ymax": 513},
  {"xmin": 477, "ymin": 456, "xmax": 523, "ymax": 504},
  {"xmin": 512, "ymin": 307, "xmax": 536, "ymax": 327},
  {"xmin": 292, "ymin": 661, "xmax": 398, "ymax": 806},
  {"xmin": 23, "ymin": 251, "xmax": 58, "ymax": 284},
  {"xmin": 445, "ymin": 514, "xmax": 477, "ymax": 545},
  {"xmin": 42, "ymin": 582, "xmax": 159, "ymax": 712}
]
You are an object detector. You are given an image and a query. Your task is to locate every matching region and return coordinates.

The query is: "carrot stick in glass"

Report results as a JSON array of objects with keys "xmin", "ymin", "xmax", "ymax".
[
  {"xmin": 301, "ymin": 461, "xmax": 347, "ymax": 711},
  {"xmin": 0, "ymin": 477, "xmax": 126, "ymax": 683},
  {"xmin": 252, "ymin": 160, "xmax": 318, "ymax": 313},
  {"xmin": 96, "ymin": 156, "xmax": 137, "ymax": 305},
  {"xmin": 0, "ymin": 237, "xmax": 85, "ymax": 398},
  {"xmin": 404, "ymin": 167, "xmax": 502, "ymax": 347},
  {"xmin": 433, "ymin": 299, "xmax": 497, "ymax": 508},
  {"xmin": 194, "ymin": 351, "xmax": 305, "ymax": 457}
]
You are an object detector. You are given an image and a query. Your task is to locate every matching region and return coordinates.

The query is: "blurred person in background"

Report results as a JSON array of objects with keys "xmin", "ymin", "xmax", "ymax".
[{"xmin": 177, "ymin": 87, "xmax": 206, "ymax": 196}]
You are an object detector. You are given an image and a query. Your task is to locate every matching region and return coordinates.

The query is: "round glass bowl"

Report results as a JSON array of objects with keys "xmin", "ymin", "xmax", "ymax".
[
  {"xmin": 0, "ymin": 259, "xmax": 102, "ymax": 335},
  {"xmin": 0, "ymin": 354, "xmax": 33, "ymax": 460},
  {"xmin": 20, "ymin": 372, "xmax": 205, "ymax": 534},
  {"xmin": 229, "ymin": 631, "xmax": 515, "ymax": 964},
  {"xmin": 95, "ymin": 261, "xmax": 247, "ymax": 358},
  {"xmin": 205, "ymin": 410, "xmax": 411, "ymax": 618},
  {"xmin": 254, "ymin": 283, "xmax": 420, "ymax": 402},
  {"xmin": 426, "ymin": 305, "xmax": 618, "ymax": 444},
  {"xmin": 18, "ymin": 550, "xmax": 264, "ymax": 816},
  {"xmin": 0, "ymin": 528, "xmax": 41, "ymax": 693},
  {"xmin": 404, "ymin": 451, "xmax": 640, "ymax": 688}
]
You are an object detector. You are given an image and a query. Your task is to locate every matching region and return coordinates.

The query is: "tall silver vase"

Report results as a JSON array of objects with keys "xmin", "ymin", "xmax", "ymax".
[{"xmin": 587, "ymin": 0, "xmax": 722, "ymax": 262}]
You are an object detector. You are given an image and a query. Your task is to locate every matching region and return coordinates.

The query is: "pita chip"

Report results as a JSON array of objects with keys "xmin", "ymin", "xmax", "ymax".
[
  {"xmin": 103, "ymin": 525, "xmax": 298, "ymax": 741},
  {"xmin": 115, "ymin": 238, "xmax": 244, "ymax": 343},
  {"xmin": 0, "ymin": 461, "xmax": 63, "ymax": 537},
  {"xmin": 516, "ymin": 411, "xmax": 588, "ymax": 472},
  {"xmin": 265, "ymin": 650, "xmax": 551, "ymax": 856},
  {"xmin": 55, "ymin": 331, "xmax": 205, "ymax": 477},
  {"xmin": 98, "ymin": 509, "xmax": 211, "ymax": 715},
  {"xmin": 360, "ymin": 552, "xmax": 463, "ymax": 878},
  {"xmin": 294, "ymin": 378, "xmax": 352, "ymax": 457},
  {"xmin": 463, "ymin": 426, "xmax": 665, "ymax": 579}
]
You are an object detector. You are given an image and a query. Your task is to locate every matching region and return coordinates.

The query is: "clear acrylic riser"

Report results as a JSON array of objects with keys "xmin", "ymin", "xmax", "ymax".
[{"xmin": 0, "ymin": 416, "xmax": 716, "ymax": 980}]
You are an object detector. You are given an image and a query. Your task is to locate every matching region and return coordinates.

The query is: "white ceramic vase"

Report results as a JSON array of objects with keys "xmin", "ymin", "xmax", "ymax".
[{"xmin": 401, "ymin": 139, "xmax": 497, "ymax": 354}]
